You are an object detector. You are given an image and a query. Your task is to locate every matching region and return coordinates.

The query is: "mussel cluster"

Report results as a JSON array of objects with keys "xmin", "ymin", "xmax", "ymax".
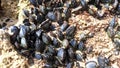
[
  {"xmin": 1, "ymin": 0, "xmax": 120, "ymax": 68},
  {"xmin": 107, "ymin": 16, "xmax": 120, "ymax": 53}
]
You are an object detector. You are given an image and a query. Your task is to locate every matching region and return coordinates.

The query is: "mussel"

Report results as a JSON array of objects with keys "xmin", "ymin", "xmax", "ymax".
[
  {"xmin": 35, "ymin": 38, "xmax": 45, "ymax": 53},
  {"xmin": 57, "ymin": 48, "xmax": 66, "ymax": 61}
]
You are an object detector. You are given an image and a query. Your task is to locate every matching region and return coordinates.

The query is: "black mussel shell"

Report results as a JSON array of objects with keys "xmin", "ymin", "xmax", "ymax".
[
  {"xmin": 29, "ymin": 0, "xmax": 37, "ymax": 7},
  {"xmin": 57, "ymin": 30, "xmax": 64, "ymax": 40},
  {"xmin": 47, "ymin": 45, "xmax": 56, "ymax": 55},
  {"xmin": 65, "ymin": 25, "xmax": 76, "ymax": 39},
  {"xmin": 19, "ymin": 25, "xmax": 27, "ymax": 38},
  {"xmin": 116, "ymin": 3, "xmax": 120, "ymax": 14},
  {"xmin": 57, "ymin": 48, "xmax": 66, "ymax": 61},
  {"xmin": 80, "ymin": 0, "xmax": 88, "ymax": 9},
  {"xmin": 63, "ymin": 8, "xmax": 71, "ymax": 20},
  {"xmin": 107, "ymin": 26, "xmax": 115, "ymax": 38},
  {"xmin": 97, "ymin": 56, "xmax": 106, "ymax": 68},
  {"xmin": 18, "ymin": 50, "xmax": 30, "ymax": 57},
  {"xmin": 70, "ymin": 39, "xmax": 77, "ymax": 48},
  {"xmin": 43, "ymin": 53, "xmax": 54, "ymax": 61},
  {"xmin": 60, "ymin": 21, "xmax": 69, "ymax": 31},
  {"xmin": 53, "ymin": 37, "xmax": 60, "ymax": 47},
  {"xmin": 75, "ymin": 51, "xmax": 83, "ymax": 61},
  {"xmin": 29, "ymin": 15, "xmax": 36, "ymax": 23},
  {"xmin": 41, "ymin": 19, "xmax": 51, "ymax": 30},
  {"xmin": 9, "ymin": 26, "xmax": 19, "ymax": 36},
  {"xmin": 109, "ymin": 17, "xmax": 117, "ymax": 28},
  {"xmin": 113, "ymin": 38, "xmax": 120, "ymax": 48},
  {"xmin": 54, "ymin": 10, "xmax": 62, "ymax": 22},
  {"xmin": 37, "ymin": 0, "xmax": 43, "ymax": 5},
  {"xmin": 36, "ymin": 14, "xmax": 44, "ymax": 24},
  {"xmin": 47, "ymin": 11, "xmax": 56, "ymax": 21},
  {"xmin": 100, "ymin": 0, "xmax": 112, "ymax": 4},
  {"xmin": 35, "ymin": 29, "xmax": 42, "ymax": 38},
  {"xmin": 14, "ymin": 41, "xmax": 21, "ymax": 49},
  {"xmin": 35, "ymin": 38, "xmax": 45, "ymax": 53},
  {"xmin": 70, "ymin": 0, "xmax": 79, "ymax": 8},
  {"xmin": 34, "ymin": 52, "xmax": 43, "ymax": 60},
  {"xmin": 66, "ymin": 62, "xmax": 74, "ymax": 68},
  {"xmin": 23, "ymin": 9, "xmax": 29, "ymax": 17},
  {"xmin": 23, "ymin": 19, "xmax": 31, "ymax": 26},
  {"xmin": 50, "ymin": 22, "xmax": 59, "ymax": 31},
  {"xmin": 33, "ymin": 7, "xmax": 39, "ymax": 15},
  {"xmin": 78, "ymin": 41, "xmax": 85, "ymax": 51},
  {"xmin": 42, "ymin": 33, "xmax": 51, "ymax": 44},
  {"xmin": 68, "ymin": 48, "xmax": 75, "ymax": 59}
]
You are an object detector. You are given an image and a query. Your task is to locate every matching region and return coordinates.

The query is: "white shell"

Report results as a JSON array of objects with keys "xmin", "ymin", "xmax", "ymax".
[{"xmin": 20, "ymin": 37, "xmax": 27, "ymax": 48}]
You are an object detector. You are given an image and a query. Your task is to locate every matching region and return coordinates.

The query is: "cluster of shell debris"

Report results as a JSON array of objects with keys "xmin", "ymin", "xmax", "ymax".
[{"xmin": 0, "ymin": 0, "xmax": 120, "ymax": 68}]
